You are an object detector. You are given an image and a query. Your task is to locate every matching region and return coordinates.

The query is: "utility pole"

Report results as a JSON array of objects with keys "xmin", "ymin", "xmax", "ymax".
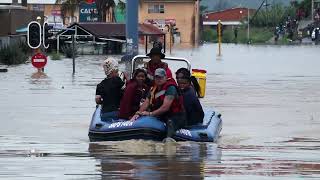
[
  {"xmin": 265, "ymin": 0, "xmax": 269, "ymax": 27},
  {"xmin": 312, "ymin": 0, "xmax": 314, "ymax": 22},
  {"xmin": 247, "ymin": 8, "xmax": 250, "ymax": 43},
  {"xmin": 169, "ymin": 26, "xmax": 172, "ymax": 54},
  {"xmin": 72, "ymin": 35, "xmax": 75, "ymax": 74}
]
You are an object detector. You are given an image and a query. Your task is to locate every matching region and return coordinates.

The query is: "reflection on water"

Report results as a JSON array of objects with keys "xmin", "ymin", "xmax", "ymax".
[
  {"xmin": 1, "ymin": 44, "xmax": 320, "ymax": 179},
  {"xmin": 88, "ymin": 141, "xmax": 221, "ymax": 179}
]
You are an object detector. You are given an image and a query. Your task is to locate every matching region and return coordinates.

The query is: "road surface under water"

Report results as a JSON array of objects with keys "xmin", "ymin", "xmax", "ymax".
[{"xmin": 0, "ymin": 44, "xmax": 320, "ymax": 179}]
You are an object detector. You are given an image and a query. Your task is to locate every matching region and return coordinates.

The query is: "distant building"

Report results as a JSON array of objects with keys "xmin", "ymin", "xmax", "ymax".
[
  {"xmin": 56, "ymin": 22, "xmax": 165, "ymax": 54},
  {"xmin": 139, "ymin": 0, "xmax": 200, "ymax": 47},
  {"xmin": 0, "ymin": 3, "xmax": 42, "ymax": 47},
  {"xmin": 203, "ymin": 7, "xmax": 256, "ymax": 30}
]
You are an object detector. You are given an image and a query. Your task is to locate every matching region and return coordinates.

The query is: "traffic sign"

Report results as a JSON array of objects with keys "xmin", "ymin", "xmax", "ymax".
[{"xmin": 31, "ymin": 53, "xmax": 47, "ymax": 69}]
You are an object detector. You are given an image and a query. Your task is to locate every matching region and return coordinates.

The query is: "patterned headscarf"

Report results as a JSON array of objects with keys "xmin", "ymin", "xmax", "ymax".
[{"xmin": 102, "ymin": 58, "xmax": 119, "ymax": 76}]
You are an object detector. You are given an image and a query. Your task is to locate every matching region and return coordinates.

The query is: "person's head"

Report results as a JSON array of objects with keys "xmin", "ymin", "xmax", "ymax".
[
  {"xmin": 133, "ymin": 68, "xmax": 147, "ymax": 85},
  {"xmin": 146, "ymin": 48, "xmax": 165, "ymax": 63},
  {"xmin": 176, "ymin": 68, "xmax": 201, "ymax": 97},
  {"xmin": 154, "ymin": 68, "xmax": 167, "ymax": 86},
  {"xmin": 176, "ymin": 68, "xmax": 191, "ymax": 90},
  {"xmin": 102, "ymin": 58, "xmax": 119, "ymax": 78}
]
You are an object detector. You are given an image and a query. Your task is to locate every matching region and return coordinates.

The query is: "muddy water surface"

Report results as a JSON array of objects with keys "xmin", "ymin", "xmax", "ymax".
[{"xmin": 1, "ymin": 44, "xmax": 320, "ymax": 179}]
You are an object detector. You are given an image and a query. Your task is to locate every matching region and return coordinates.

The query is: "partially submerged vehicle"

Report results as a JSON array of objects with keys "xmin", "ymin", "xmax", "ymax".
[{"xmin": 88, "ymin": 55, "xmax": 222, "ymax": 142}]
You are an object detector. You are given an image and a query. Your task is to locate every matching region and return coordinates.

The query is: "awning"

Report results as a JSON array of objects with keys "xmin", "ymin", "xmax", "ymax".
[{"xmin": 16, "ymin": 27, "xmax": 28, "ymax": 33}]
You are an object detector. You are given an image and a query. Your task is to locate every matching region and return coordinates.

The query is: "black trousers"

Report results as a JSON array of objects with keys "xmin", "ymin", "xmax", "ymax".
[{"xmin": 166, "ymin": 112, "xmax": 186, "ymax": 138}]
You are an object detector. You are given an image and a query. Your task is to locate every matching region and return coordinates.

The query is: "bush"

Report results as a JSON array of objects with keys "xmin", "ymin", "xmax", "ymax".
[
  {"xmin": 251, "ymin": 4, "xmax": 297, "ymax": 27},
  {"xmin": 201, "ymin": 26, "xmax": 274, "ymax": 44},
  {"xmin": 202, "ymin": 29, "xmax": 217, "ymax": 42},
  {"xmin": 50, "ymin": 52, "xmax": 61, "ymax": 60},
  {"xmin": 62, "ymin": 45, "xmax": 78, "ymax": 58},
  {"xmin": 0, "ymin": 43, "xmax": 28, "ymax": 65},
  {"xmin": 17, "ymin": 40, "xmax": 32, "ymax": 55}
]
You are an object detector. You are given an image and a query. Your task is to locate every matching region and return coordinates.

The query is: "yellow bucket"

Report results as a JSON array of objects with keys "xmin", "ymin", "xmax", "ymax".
[{"xmin": 192, "ymin": 69, "xmax": 207, "ymax": 98}]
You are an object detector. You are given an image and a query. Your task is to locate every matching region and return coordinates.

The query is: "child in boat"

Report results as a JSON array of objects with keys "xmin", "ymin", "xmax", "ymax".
[
  {"xmin": 96, "ymin": 58, "xmax": 125, "ymax": 121},
  {"xmin": 176, "ymin": 68, "xmax": 204, "ymax": 126},
  {"xmin": 118, "ymin": 69, "xmax": 150, "ymax": 119}
]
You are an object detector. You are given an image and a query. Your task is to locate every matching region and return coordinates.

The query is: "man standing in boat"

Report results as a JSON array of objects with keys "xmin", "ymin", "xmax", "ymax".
[
  {"xmin": 131, "ymin": 68, "xmax": 186, "ymax": 139},
  {"xmin": 145, "ymin": 48, "xmax": 174, "ymax": 82}
]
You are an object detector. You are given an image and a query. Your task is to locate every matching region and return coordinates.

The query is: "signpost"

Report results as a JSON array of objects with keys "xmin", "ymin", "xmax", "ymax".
[
  {"xmin": 31, "ymin": 53, "xmax": 47, "ymax": 69},
  {"xmin": 217, "ymin": 20, "xmax": 222, "ymax": 56}
]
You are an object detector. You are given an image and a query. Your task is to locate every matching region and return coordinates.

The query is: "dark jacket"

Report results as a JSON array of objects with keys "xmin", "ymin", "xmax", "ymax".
[
  {"xmin": 118, "ymin": 80, "xmax": 149, "ymax": 119},
  {"xmin": 96, "ymin": 77, "xmax": 124, "ymax": 113},
  {"xmin": 181, "ymin": 87, "xmax": 204, "ymax": 126}
]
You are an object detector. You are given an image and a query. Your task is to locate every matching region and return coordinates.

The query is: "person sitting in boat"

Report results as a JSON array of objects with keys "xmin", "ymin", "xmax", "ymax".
[
  {"xmin": 145, "ymin": 47, "xmax": 174, "ymax": 83},
  {"xmin": 176, "ymin": 68, "xmax": 204, "ymax": 126},
  {"xmin": 96, "ymin": 58, "xmax": 125, "ymax": 121},
  {"xmin": 131, "ymin": 68, "xmax": 186, "ymax": 138},
  {"xmin": 118, "ymin": 69, "xmax": 150, "ymax": 119}
]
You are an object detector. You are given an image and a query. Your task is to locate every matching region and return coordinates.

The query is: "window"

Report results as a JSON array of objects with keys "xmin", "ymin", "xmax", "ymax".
[
  {"xmin": 148, "ymin": 4, "xmax": 164, "ymax": 14},
  {"xmin": 32, "ymin": 4, "xmax": 44, "ymax": 11}
]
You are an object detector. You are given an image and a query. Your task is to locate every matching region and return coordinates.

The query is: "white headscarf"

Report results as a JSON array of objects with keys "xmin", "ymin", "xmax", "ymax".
[{"xmin": 102, "ymin": 58, "xmax": 119, "ymax": 76}]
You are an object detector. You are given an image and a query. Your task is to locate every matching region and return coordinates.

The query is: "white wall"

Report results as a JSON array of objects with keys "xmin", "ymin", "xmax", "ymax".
[
  {"xmin": 0, "ymin": 0, "xmax": 18, "ymax": 3},
  {"xmin": 0, "ymin": 0, "xmax": 56, "ymax": 4},
  {"xmin": 27, "ymin": 0, "xmax": 56, "ymax": 4}
]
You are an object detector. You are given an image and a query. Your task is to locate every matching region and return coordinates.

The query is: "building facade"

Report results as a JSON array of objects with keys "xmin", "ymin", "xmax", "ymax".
[
  {"xmin": 203, "ymin": 7, "xmax": 256, "ymax": 30},
  {"xmin": 139, "ymin": 0, "xmax": 200, "ymax": 47}
]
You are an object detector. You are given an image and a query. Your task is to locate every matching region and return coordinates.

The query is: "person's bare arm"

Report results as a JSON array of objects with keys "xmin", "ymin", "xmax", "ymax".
[
  {"xmin": 130, "ymin": 98, "xmax": 150, "ymax": 121},
  {"xmin": 149, "ymin": 95, "xmax": 174, "ymax": 117}
]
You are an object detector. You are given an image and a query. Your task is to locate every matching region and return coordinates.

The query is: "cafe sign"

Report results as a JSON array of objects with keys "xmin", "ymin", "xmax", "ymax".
[{"xmin": 79, "ymin": 1, "xmax": 98, "ymax": 22}]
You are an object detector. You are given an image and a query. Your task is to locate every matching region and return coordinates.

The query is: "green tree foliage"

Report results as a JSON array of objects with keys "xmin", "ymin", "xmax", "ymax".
[
  {"xmin": 213, "ymin": 0, "xmax": 231, "ymax": 11},
  {"xmin": 251, "ymin": 3, "xmax": 296, "ymax": 27},
  {"xmin": 0, "ymin": 43, "xmax": 28, "ymax": 65},
  {"xmin": 56, "ymin": 0, "xmax": 83, "ymax": 23},
  {"xmin": 96, "ymin": 0, "xmax": 115, "ymax": 22},
  {"xmin": 296, "ymin": 0, "xmax": 312, "ymax": 18}
]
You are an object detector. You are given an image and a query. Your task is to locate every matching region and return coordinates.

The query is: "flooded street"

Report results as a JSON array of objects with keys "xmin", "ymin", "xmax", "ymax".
[{"xmin": 1, "ymin": 44, "xmax": 320, "ymax": 179}]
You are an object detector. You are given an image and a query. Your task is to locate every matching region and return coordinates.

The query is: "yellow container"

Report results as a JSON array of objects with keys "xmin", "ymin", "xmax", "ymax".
[{"xmin": 192, "ymin": 69, "xmax": 207, "ymax": 98}]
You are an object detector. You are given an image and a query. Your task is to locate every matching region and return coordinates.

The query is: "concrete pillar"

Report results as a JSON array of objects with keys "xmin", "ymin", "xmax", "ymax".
[
  {"xmin": 126, "ymin": 0, "xmax": 139, "ymax": 55},
  {"xmin": 194, "ymin": 0, "xmax": 200, "ymax": 47}
]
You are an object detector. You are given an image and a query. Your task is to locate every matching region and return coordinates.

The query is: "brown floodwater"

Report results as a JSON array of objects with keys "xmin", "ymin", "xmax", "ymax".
[{"xmin": 0, "ymin": 44, "xmax": 320, "ymax": 179}]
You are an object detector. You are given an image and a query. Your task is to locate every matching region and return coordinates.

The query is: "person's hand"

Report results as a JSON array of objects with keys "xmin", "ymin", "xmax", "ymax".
[
  {"xmin": 140, "ymin": 111, "xmax": 151, "ymax": 116},
  {"xmin": 140, "ymin": 99, "xmax": 146, "ymax": 105},
  {"xmin": 130, "ymin": 114, "xmax": 140, "ymax": 121},
  {"xmin": 122, "ymin": 72, "xmax": 129, "ymax": 81}
]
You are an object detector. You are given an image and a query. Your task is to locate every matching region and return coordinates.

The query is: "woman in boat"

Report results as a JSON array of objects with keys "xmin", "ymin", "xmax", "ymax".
[
  {"xmin": 131, "ymin": 68, "xmax": 186, "ymax": 139},
  {"xmin": 118, "ymin": 69, "xmax": 150, "ymax": 120},
  {"xmin": 176, "ymin": 68, "xmax": 204, "ymax": 126},
  {"xmin": 95, "ymin": 58, "xmax": 125, "ymax": 121}
]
